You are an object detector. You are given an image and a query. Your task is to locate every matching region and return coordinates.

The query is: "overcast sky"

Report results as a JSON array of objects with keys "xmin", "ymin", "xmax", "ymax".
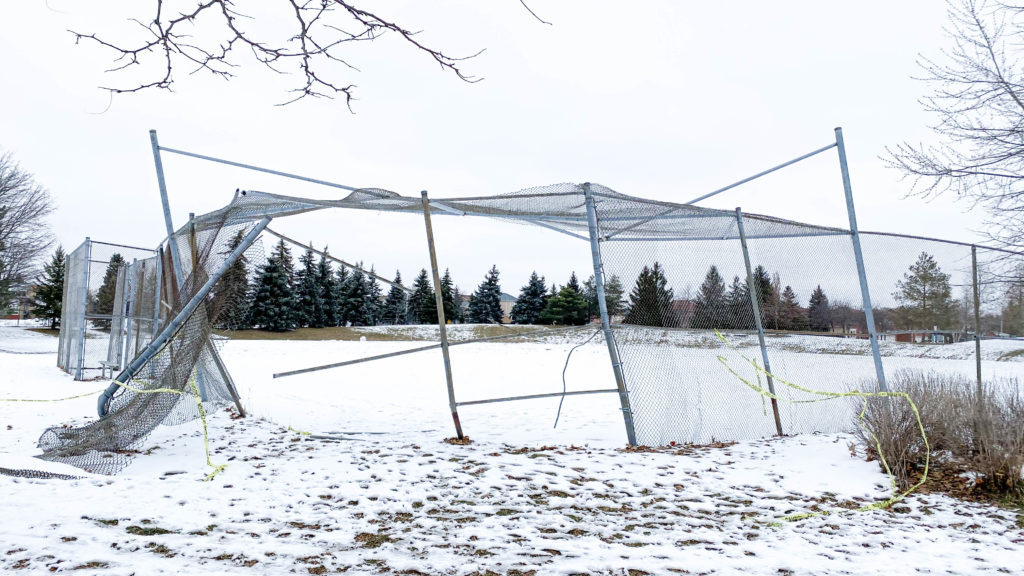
[{"xmin": 0, "ymin": 1, "xmax": 988, "ymax": 298}]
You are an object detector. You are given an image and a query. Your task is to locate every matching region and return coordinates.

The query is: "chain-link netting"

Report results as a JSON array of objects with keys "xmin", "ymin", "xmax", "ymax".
[
  {"xmin": 25, "ymin": 181, "xmax": 1024, "ymax": 478},
  {"xmin": 35, "ymin": 208, "xmax": 266, "ymax": 475}
]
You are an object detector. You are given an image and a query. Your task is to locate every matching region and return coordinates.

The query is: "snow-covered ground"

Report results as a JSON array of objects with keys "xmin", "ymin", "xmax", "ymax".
[{"xmin": 2, "ymin": 324, "xmax": 1023, "ymax": 575}]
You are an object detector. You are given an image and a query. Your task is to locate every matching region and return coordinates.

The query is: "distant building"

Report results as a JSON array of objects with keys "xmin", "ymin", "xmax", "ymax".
[{"xmin": 499, "ymin": 293, "xmax": 517, "ymax": 324}]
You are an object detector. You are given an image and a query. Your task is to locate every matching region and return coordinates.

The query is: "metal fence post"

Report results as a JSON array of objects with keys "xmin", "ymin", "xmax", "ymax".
[
  {"xmin": 75, "ymin": 238, "xmax": 92, "ymax": 381},
  {"xmin": 735, "ymin": 208, "xmax": 784, "ymax": 436},
  {"xmin": 972, "ymin": 246, "xmax": 983, "ymax": 394},
  {"xmin": 151, "ymin": 130, "xmax": 184, "ymax": 281},
  {"xmin": 583, "ymin": 183, "xmax": 638, "ymax": 446},
  {"xmin": 420, "ymin": 191, "xmax": 464, "ymax": 440},
  {"xmin": 835, "ymin": 127, "xmax": 888, "ymax": 392}
]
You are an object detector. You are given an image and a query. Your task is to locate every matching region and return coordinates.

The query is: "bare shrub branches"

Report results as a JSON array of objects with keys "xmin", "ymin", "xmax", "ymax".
[
  {"xmin": 886, "ymin": 0, "xmax": 1024, "ymax": 248},
  {"xmin": 69, "ymin": 0, "xmax": 519, "ymax": 107}
]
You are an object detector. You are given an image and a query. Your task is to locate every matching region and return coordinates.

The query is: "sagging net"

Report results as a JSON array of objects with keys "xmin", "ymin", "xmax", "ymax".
[
  {"xmin": 20, "ymin": 183, "xmax": 1024, "ymax": 477},
  {"xmin": 35, "ymin": 203, "xmax": 266, "ymax": 475}
]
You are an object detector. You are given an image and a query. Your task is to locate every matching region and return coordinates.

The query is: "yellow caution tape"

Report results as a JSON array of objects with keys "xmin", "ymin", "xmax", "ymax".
[
  {"xmin": 713, "ymin": 330, "xmax": 929, "ymax": 522},
  {"xmin": 0, "ymin": 389, "xmax": 105, "ymax": 402}
]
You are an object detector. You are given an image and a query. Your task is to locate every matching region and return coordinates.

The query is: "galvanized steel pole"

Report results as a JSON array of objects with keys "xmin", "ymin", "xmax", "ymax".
[
  {"xmin": 421, "ymin": 191, "xmax": 464, "ymax": 440},
  {"xmin": 972, "ymin": 246, "xmax": 983, "ymax": 394},
  {"xmin": 150, "ymin": 130, "xmax": 184, "ymax": 282},
  {"xmin": 583, "ymin": 183, "xmax": 638, "ymax": 446},
  {"xmin": 835, "ymin": 127, "xmax": 888, "ymax": 392},
  {"xmin": 735, "ymin": 208, "xmax": 784, "ymax": 436}
]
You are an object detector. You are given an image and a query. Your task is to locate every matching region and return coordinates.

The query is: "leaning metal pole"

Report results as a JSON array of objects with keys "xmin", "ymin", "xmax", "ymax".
[
  {"xmin": 149, "ymin": 130, "xmax": 246, "ymax": 416},
  {"xmin": 735, "ymin": 208, "xmax": 784, "ymax": 436},
  {"xmin": 97, "ymin": 217, "xmax": 271, "ymax": 417},
  {"xmin": 420, "ymin": 191, "xmax": 464, "ymax": 440},
  {"xmin": 75, "ymin": 238, "xmax": 92, "ymax": 381},
  {"xmin": 583, "ymin": 183, "xmax": 638, "ymax": 446},
  {"xmin": 835, "ymin": 127, "xmax": 888, "ymax": 392}
]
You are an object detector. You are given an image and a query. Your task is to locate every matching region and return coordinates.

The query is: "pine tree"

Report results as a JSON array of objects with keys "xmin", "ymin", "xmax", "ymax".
[
  {"xmin": 807, "ymin": 285, "xmax": 832, "ymax": 332},
  {"xmin": 32, "ymin": 245, "xmax": 65, "ymax": 329},
  {"xmin": 92, "ymin": 253, "xmax": 125, "ymax": 330},
  {"xmin": 752, "ymin": 265, "xmax": 776, "ymax": 328},
  {"xmin": 333, "ymin": 266, "xmax": 349, "ymax": 326},
  {"xmin": 382, "ymin": 271, "xmax": 408, "ymax": 325},
  {"xmin": 467, "ymin": 265, "xmax": 504, "ymax": 324},
  {"xmin": 365, "ymin": 267, "xmax": 383, "ymax": 326},
  {"xmin": 211, "ymin": 231, "xmax": 251, "ymax": 330},
  {"xmin": 604, "ymin": 274, "xmax": 626, "ymax": 316},
  {"xmin": 249, "ymin": 239, "xmax": 298, "ymax": 332},
  {"xmin": 725, "ymin": 275, "xmax": 752, "ymax": 329},
  {"xmin": 340, "ymin": 266, "xmax": 370, "ymax": 326},
  {"xmin": 539, "ymin": 279, "xmax": 589, "ymax": 325},
  {"xmin": 511, "ymin": 271, "xmax": 548, "ymax": 324},
  {"xmin": 893, "ymin": 252, "xmax": 955, "ymax": 329},
  {"xmin": 690, "ymin": 265, "xmax": 727, "ymax": 329},
  {"xmin": 318, "ymin": 249, "xmax": 339, "ymax": 327},
  {"xmin": 409, "ymin": 269, "xmax": 438, "ymax": 324},
  {"xmin": 778, "ymin": 285, "xmax": 807, "ymax": 331},
  {"xmin": 451, "ymin": 285, "xmax": 466, "ymax": 323},
  {"xmin": 440, "ymin": 268, "xmax": 457, "ymax": 323},
  {"xmin": 294, "ymin": 246, "xmax": 325, "ymax": 328},
  {"xmin": 624, "ymin": 262, "xmax": 674, "ymax": 327}
]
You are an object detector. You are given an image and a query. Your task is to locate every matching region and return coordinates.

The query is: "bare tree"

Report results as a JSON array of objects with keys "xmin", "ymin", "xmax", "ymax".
[
  {"xmin": 886, "ymin": 0, "xmax": 1024, "ymax": 248},
  {"xmin": 71, "ymin": 0, "xmax": 549, "ymax": 106},
  {"xmin": 0, "ymin": 152, "xmax": 55, "ymax": 309}
]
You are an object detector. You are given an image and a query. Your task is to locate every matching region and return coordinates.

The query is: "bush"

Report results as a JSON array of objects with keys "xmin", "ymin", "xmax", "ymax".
[{"xmin": 855, "ymin": 370, "xmax": 1024, "ymax": 498}]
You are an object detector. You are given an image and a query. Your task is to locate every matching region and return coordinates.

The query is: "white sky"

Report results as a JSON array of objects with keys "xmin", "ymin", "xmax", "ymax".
[{"xmin": 0, "ymin": 1, "xmax": 989, "ymax": 295}]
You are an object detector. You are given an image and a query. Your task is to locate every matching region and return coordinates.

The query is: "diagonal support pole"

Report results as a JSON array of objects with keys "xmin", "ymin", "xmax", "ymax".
[
  {"xmin": 584, "ymin": 183, "xmax": 638, "ymax": 446},
  {"xmin": 421, "ymin": 191, "xmax": 464, "ymax": 440},
  {"xmin": 736, "ymin": 208, "xmax": 784, "ymax": 436}
]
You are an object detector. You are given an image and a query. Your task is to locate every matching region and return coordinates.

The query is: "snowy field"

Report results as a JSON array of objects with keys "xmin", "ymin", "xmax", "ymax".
[{"xmin": 2, "ymin": 323, "xmax": 1024, "ymax": 575}]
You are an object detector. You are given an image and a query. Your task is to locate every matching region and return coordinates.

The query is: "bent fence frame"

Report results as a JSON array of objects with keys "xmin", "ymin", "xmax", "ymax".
[{"xmin": 119, "ymin": 127, "xmax": 1021, "ymax": 446}]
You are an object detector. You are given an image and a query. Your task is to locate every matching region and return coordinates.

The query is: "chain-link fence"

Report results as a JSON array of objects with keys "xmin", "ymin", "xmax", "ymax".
[
  {"xmin": 57, "ymin": 239, "xmax": 159, "ymax": 380},
  {"xmin": 29, "ymin": 179, "xmax": 1024, "ymax": 477}
]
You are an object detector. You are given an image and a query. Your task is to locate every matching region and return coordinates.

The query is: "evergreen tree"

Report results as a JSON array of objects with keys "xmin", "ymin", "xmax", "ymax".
[
  {"xmin": 467, "ymin": 265, "xmax": 504, "ymax": 324},
  {"xmin": 295, "ymin": 246, "xmax": 326, "ymax": 328},
  {"xmin": 333, "ymin": 266, "xmax": 349, "ymax": 326},
  {"xmin": 318, "ymin": 249, "xmax": 339, "ymax": 327},
  {"xmin": 440, "ymin": 268, "xmax": 457, "ymax": 323},
  {"xmin": 408, "ymin": 269, "xmax": 438, "ymax": 324},
  {"xmin": 451, "ymin": 284, "xmax": 466, "ymax": 323},
  {"xmin": 365, "ymin": 267, "xmax": 383, "ymax": 326},
  {"xmin": 511, "ymin": 271, "xmax": 549, "ymax": 324},
  {"xmin": 211, "ymin": 231, "xmax": 251, "ymax": 330},
  {"xmin": 249, "ymin": 239, "xmax": 298, "ymax": 331},
  {"xmin": 752, "ymin": 265, "xmax": 776, "ymax": 328},
  {"xmin": 382, "ymin": 271, "xmax": 408, "ymax": 325},
  {"xmin": 340, "ymin": 266, "xmax": 370, "ymax": 326},
  {"xmin": 725, "ymin": 275, "xmax": 752, "ymax": 329},
  {"xmin": 690, "ymin": 265, "xmax": 727, "ymax": 329},
  {"xmin": 32, "ymin": 245, "xmax": 65, "ymax": 329},
  {"xmin": 539, "ymin": 280, "xmax": 589, "ymax": 325},
  {"xmin": 807, "ymin": 285, "xmax": 832, "ymax": 332},
  {"xmin": 623, "ymin": 262, "xmax": 674, "ymax": 327},
  {"xmin": 92, "ymin": 253, "xmax": 125, "ymax": 330},
  {"xmin": 778, "ymin": 285, "xmax": 807, "ymax": 331},
  {"xmin": 893, "ymin": 252, "xmax": 955, "ymax": 329},
  {"xmin": 604, "ymin": 274, "xmax": 626, "ymax": 316}
]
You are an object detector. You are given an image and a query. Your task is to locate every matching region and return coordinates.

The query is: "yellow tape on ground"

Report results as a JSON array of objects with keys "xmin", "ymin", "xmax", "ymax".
[
  {"xmin": 713, "ymin": 330, "xmax": 929, "ymax": 523},
  {"xmin": 111, "ymin": 377, "xmax": 227, "ymax": 481},
  {"xmin": 0, "ymin": 389, "xmax": 105, "ymax": 402}
]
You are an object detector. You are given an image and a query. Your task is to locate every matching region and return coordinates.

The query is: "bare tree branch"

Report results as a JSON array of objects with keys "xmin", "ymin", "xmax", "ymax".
[
  {"xmin": 69, "ymin": 0, "xmax": 544, "ymax": 108},
  {"xmin": 0, "ymin": 151, "xmax": 55, "ymax": 307},
  {"xmin": 886, "ymin": 0, "xmax": 1024, "ymax": 249}
]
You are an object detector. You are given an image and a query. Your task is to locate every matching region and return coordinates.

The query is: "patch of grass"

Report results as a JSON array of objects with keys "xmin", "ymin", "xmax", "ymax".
[
  {"xmin": 355, "ymin": 532, "xmax": 397, "ymax": 548},
  {"xmin": 998, "ymin": 349, "xmax": 1024, "ymax": 361},
  {"xmin": 71, "ymin": 561, "xmax": 109, "ymax": 570},
  {"xmin": 26, "ymin": 328, "xmax": 59, "ymax": 337},
  {"xmin": 495, "ymin": 508, "xmax": 517, "ymax": 517},
  {"xmin": 126, "ymin": 525, "xmax": 175, "ymax": 536}
]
